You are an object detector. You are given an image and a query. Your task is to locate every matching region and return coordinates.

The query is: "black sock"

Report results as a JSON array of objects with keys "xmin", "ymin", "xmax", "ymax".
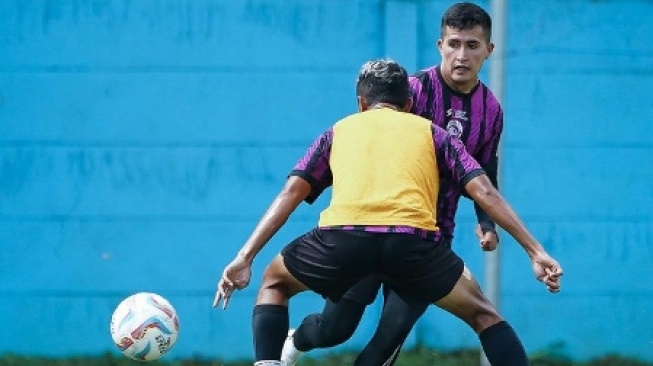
[
  {"xmin": 294, "ymin": 298, "xmax": 366, "ymax": 351},
  {"xmin": 479, "ymin": 321, "xmax": 529, "ymax": 366},
  {"xmin": 252, "ymin": 304, "xmax": 289, "ymax": 361},
  {"xmin": 354, "ymin": 291, "xmax": 429, "ymax": 366}
]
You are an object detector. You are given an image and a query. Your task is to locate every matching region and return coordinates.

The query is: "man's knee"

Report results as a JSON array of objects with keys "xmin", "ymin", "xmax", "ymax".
[
  {"xmin": 319, "ymin": 315, "xmax": 358, "ymax": 346},
  {"xmin": 257, "ymin": 255, "xmax": 303, "ymax": 304}
]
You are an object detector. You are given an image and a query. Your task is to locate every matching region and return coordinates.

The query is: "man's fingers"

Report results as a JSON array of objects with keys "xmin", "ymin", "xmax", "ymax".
[
  {"xmin": 212, "ymin": 291, "xmax": 222, "ymax": 308},
  {"xmin": 546, "ymin": 266, "xmax": 563, "ymax": 278},
  {"xmin": 213, "ymin": 278, "xmax": 235, "ymax": 309},
  {"xmin": 218, "ymin": 288, "xmax": 232, "ymax": 309}
]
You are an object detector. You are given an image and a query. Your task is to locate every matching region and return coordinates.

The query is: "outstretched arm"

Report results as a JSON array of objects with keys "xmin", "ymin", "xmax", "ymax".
[
  {"xmin": 464, "ymin": 174, "xmax": 563, "ymax": 292},
  {"xmin": 473, "ymin": 156, "xmax": 499, "ymax": 250},
  {"xmin": 237, "ymin": 176, "xmax": 312, "ymax": 263},
  {"xmin": 213, "ymin": 176, "xmax": 312, "ymax": 309}
]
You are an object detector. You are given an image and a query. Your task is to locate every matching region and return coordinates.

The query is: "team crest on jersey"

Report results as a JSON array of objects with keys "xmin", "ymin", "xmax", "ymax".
[
  {"xmin": 446, "ymin": 120, "xmax": 464, "ymax": 138},
  {"xmin": 445, "ymin": 109, "xmax": 467, "ymax": 138}
]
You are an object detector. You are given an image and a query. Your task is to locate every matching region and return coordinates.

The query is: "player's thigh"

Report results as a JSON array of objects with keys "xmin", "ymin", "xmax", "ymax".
[
  {"xmin": 281, "ymin": 228, "xmax": 376, "ymax": 301},
  {"xmin": 342, "ymin": 275, "xmax": 382, "ymax": 305},
  {"xmin": 434, "ymin": 265, "xmax": 500, "ymax": 331},
  {"xmin": 258, "ymin": 254, "xmax": 308, "ymax": 304},
  {"xmin": 382, "ymin": 234, "xmax": 463, "ymax": 303}
]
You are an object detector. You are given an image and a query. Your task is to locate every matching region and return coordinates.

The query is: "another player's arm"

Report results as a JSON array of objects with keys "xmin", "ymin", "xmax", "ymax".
[
  {"xmin": 461, "ymin": 155, "xmax": 499, "ymax": 233},
  {"xmin": 475, "ymin": 109, "xmax": 503, "ymax": 236},
  {"xmin": 237, "ymin": 176, "xmax": 311, "ymax": 263},
  {"xmin": 435, "ymin": 128, "xmax": 562, "ymax": 293},
  {"xmin": 463, "ymin": 174, "xmax": 562, "ymax": 292},
  {"xmin": 473, "ymin": 155, "xmax": 498, "ymax": 233},
  {"xmin": 214, "ymin": 129, "xmax": 333, "ymax": 309},
  {"xmin": 464, "ymin": 175, "xmax": 537, "ymax": 255}
]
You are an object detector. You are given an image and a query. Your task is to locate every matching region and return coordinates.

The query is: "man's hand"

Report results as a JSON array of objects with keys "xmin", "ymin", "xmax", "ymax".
[
  {"xmin": 475, "ymin": 224, "xmax": 499, "ymax": 251},
  {"xmin": 213, "ymin": 255, "xmax": 252, "ymax": 310},
  {"xmin": 531, "ymin": 252, "xmax": 563, "ymax": 293}
]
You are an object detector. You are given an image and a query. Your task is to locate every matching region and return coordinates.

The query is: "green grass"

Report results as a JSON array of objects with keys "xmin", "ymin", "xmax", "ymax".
[{"xmin": 1, "ymin": 349, "xmax": 651, "ymax": 366}]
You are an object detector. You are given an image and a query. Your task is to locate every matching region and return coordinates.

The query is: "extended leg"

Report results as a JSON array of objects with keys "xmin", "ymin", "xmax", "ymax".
[
  {"xmin": 353, "ymin": 290, "xmax": 429, "ymax": 366},
  {"xmin": 293, "ymin": 275, "xmax": 381, "ymax": 351},
  {"xmin": 253, "ymin": 254, "xmax": 307, "ymax": 364},
  {"xmin": 435, "ymin": 266, "xmax": 529, "ymax": 366}
]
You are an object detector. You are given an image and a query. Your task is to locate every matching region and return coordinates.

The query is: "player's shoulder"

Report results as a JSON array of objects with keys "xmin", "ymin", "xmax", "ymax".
[
  {"xmin": 410, "ymin": 65, "xmax": 439, "ymax": 84},
  {"xmin": 333, "ymin": 112, "xmax": 361, "ymax": 126},
  {"xmin": 476, "ymin": 80, "xmax": 503, "ymax": 111}
]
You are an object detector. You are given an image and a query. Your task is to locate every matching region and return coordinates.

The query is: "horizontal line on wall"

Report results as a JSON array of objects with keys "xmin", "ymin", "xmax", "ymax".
[
  {"xmin": 0, "ymin": 139, "xmax": 653, "ymax": 149},
  {"xmin": 1, "ymin": 289, "xmax": 652, "ymax": 298},
  {"xmin": 454, "ymin": 216, "xmax": 652, "ymax": 223},
  {"xmin": 508, "ymin": 48, "xmax": 653, "ymax": 58},
  {"xmin": 0, "ymin": 290, "xmax": 224, "ymax": 298},
  {"xmin": 0, "ymin": 140, "xmax": 310, "ymax": 148},
  {"xmin": 0, "ymin": 215, "xmax": 648, "ymax": 223},
  {"xmin": 506, "ymin": 69, "xmax": 653, "ymax": 76},
  {"xmin": 0, "ymin": 214, "xmax": 318, "ymax": 222},
  {"xmin": 503, "ymin": 142, "xmax": 653, "ymax": 149},
  {"xmin": 501, "ymin": 290, "xmax": 653, "ymax": 298},
  {"xmin": 0, "ymin": 65, "xmax": 355, "ymax": 74},
  {"xmin": 1, "ymin": 141, "xmax": 651, "ymax": 149}
]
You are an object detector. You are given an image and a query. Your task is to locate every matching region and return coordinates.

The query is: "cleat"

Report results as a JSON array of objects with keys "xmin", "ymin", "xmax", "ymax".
[{"xmin": 281, "ymin": 329, "xmax": 304, "ymax": 366}]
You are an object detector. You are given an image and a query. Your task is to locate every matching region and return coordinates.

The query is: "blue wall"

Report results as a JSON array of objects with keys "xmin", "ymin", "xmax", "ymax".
[{"xmin": 1, "ymin": 0, "xmax": 652, "ymax": 362}]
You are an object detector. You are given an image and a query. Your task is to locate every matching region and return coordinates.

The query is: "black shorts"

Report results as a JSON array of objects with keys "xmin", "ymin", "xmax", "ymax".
[
  {"xmin": 339, "ymin": 236, "xmax": 454, "ymax": 305},
  {"xmin": 281, "ymin": 228, "xmax": 462, "ymax": 303}
]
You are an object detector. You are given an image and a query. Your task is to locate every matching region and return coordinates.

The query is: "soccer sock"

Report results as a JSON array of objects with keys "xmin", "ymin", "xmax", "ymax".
[
  {"xmin": 293, "ymin": 298, "xmax": 366, "ymax": 351},
  {"xmin": 354, "ymin": 292, "xmax": 429, "ymax": 366},
  {"xmin": 479, "ymin": 321, "xmax": 529, "ymax": 366},
  {"xmin": 252, "ymin": 304, "xmax": 289, "ymax": 362}
]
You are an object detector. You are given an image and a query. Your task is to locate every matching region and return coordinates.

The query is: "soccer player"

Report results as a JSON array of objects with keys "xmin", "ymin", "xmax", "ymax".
[
  {"xmin": 213, "ymin": 58, "xmax": 562, "ymax": 366},
  {"xmin": 281, "ymin": 2, "xmax": 525, "ymax": 365}
]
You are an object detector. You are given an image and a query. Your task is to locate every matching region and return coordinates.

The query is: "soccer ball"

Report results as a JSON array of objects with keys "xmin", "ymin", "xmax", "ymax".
[{"xmin": 110, "ymin": 292, "xmax": 180, "ymax": 361}]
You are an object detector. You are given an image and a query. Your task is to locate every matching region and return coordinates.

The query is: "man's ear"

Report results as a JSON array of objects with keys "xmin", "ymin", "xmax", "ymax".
[
  {"xmin": 402, "ymin": 98, "xmax": 413, "ymax": 112},
  {"xmin": 486, "ymin": 42, "xmax": 495, "ymax": 59},
  {"xmin": 357, "ymin": 96, "xmax": 368, "ymax": 112}
]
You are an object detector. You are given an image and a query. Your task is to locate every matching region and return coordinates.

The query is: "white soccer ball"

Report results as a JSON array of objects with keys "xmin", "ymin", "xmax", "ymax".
[{"xmin": 110, "ymin": 292, "xmax": 180, "ymax": 362}]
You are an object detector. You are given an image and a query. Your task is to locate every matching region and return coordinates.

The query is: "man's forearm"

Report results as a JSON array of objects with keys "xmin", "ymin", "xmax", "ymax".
[{"xmin": 474, "ymin": 156, "xmax": 499, "ymax": 232}]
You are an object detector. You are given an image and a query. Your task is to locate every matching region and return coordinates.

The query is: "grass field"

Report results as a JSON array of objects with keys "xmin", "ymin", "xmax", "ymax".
[{"xmin": 1, "ymin": 348, "xmax": 652, "ymax": 366}]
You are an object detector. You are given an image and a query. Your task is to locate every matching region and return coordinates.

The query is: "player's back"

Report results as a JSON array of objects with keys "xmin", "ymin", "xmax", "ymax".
[{"xmin": 318, "ymin": 108, "xmax": 439, "ymax": 231}]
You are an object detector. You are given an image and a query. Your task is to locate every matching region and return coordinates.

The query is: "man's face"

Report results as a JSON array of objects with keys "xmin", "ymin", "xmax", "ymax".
[{"xmin": 438, "ymin": 25, "xmax": 494, "ymax": 93}]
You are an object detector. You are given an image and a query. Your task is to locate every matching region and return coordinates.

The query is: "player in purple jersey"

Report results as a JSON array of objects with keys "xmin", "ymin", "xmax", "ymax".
[
  {"xmin": 280, "ymin": 3, "xmax": 530, "ymax": 366},
  {"xmin": 213, "ymin": 59, "xmax": 562, "ymax": 366}
]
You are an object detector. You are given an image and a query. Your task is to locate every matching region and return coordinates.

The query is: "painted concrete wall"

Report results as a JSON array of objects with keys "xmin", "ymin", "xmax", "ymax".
[{"xmin": 1, "ymin": 0, "xmax": 651, "ymax": 362}]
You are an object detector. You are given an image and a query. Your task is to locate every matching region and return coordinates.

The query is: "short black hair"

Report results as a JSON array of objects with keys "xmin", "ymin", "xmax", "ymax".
[
  {"xmin": 355, "ymin": 59, "xmax": 410, "ymax": 108},
  {"xmin": 441, "ymin": 2, "xmax": 492, "ymax": 41}
]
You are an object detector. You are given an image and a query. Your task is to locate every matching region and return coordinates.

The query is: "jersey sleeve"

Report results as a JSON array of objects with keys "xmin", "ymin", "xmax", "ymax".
[
  {"xmin": 288, "ymin": 128, "xmax": 334, "ymax": 204},
  {"xmin": 409, "ymin": 74, "xmax": 428, "ymax": 118},
  {"xmin": 476, "ymin": 107, "xmax": 504, "ymax": 172},
  {"xmin": 432, "ymin": 124, "xmax": 485, "ymax": 186}
]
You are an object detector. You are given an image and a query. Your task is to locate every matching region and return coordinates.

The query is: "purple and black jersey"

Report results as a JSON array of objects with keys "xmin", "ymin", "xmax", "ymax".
[{"xmin": 410, "ymin": 65, "xmax": 503, "ymax": 238}]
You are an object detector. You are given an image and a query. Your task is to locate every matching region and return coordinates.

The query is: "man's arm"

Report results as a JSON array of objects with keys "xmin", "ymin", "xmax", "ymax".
[
  {"xmin": 213, "ymin": 176, "xmax": 312, "ymax": 309},
  {"xmin": 459, "ymin": 157, "xmax": 498, "ymax": 248},
  {"xmin": 465, "ymin": 155, "xmax": 498, "ymax": 228},
  {"xmin": 463, "ymin": 174, "xmax": 563, "ymax": 292},
  {"xmin": 238, "ymin": 176, "xmax": 312, "ymax": 263},
  {"xmin": 472, "ymin": 109, "xmax": 503, "ymax": 244}
]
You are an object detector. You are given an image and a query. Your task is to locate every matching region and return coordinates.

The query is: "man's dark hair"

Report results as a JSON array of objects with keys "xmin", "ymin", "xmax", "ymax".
[
  {"xmin": 441, "ymin": 2, "xmax": 492, "ymax": 41},
  {"xmin": 355, "ymin": 59, "xmax": 410, "ymax": 108}
]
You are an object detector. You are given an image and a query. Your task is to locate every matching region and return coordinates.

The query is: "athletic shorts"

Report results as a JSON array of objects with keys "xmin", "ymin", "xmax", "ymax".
[
  {"xmin": 281, "ymin": 228, "xmax": 462, "ymax": 304},
  {"xmin": 340, "ymin": 236, "xmax": 454, "ymax": 305}
]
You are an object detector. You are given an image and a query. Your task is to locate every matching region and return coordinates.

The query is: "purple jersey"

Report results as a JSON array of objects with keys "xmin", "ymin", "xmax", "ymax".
[{"xmin": 410, "ymin": 65, "xmax": 503, "ymax": 238}]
